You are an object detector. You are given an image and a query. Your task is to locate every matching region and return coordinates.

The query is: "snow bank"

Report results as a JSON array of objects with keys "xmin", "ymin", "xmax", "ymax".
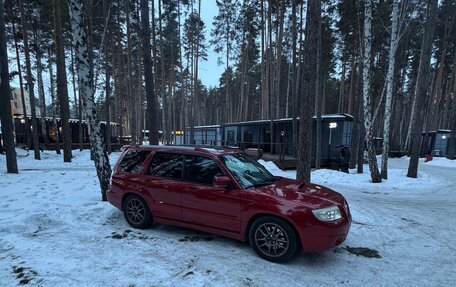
[
  {"xmin": 1, "ymin": 149, "xmax": 455, "ymax": 286},
  {"xmin": 258, "ymin": 158, "xmax": 449, "ymax": 194},
  {"xmin": 423, "ymin": 157, "xmax": 456, "ymax": 168}
]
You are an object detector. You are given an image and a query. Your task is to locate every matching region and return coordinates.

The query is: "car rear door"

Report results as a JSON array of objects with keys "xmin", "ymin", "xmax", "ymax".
[
  {"xmin": 180, "ymin": 155, "xmax": 241, "ymax": 233},
  {"xmin": 140, "ymin": 152, "xmax": 184, "ymax": 221}
]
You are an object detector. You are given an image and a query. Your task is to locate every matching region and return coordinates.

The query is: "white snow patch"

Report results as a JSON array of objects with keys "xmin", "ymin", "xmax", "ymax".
[{"xmin": 0, "ymin": 150, "xmax": 455, "ymax": 286}]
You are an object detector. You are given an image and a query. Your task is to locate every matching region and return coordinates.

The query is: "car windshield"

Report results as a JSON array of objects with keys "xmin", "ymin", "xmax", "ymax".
[{"xmin": 220, "ymin": 153, "xmax": 280, "ymax": 189}]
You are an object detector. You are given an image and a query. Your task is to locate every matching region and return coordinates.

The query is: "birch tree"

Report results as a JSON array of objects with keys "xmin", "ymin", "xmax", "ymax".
[
  {"xmin": 0, "ymin": 0, "xmax": 18, "ymax": 173},
  {"xmin": 67, "ymin": 0, "xmax": 112, "ymax": 200},
  {"xmin": 362, "ymin": 0, "xmax": 381, "ymax": 183},
  {"xmin": 380, "ymin": 0, "xmax": 400, "ymax": 180}
]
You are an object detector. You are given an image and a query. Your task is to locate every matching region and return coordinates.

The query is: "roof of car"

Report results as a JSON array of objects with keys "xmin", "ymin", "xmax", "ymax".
[{"xmin": 127, "ymin": 145, "xmax": 241, "ymax": 156}]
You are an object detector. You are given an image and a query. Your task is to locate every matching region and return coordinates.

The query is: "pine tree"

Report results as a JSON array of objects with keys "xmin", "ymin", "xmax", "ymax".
[
  {"xmin": 0, "ymin": 0, "xmax": 18, "ymax": 173},
  {"xmin": 54, "ymin": 0, "xmax": 72, "ymax": 162},
  {"xmin": 211, "ymin": 0, "xmax": 239, "ymax": 123},
  {"xmin": 407, "ymin": 0, "xmax": 438, "ymax": 178},
  {"xmin": 140, "ymin": 0, "xmax": 159, "ymax": 145},
  {"xmin": 19, "ymin": 0, "xmax": 41, "ymax": 160},
  {"xmin": 297, "ymin": 0, "xmax": 321, "ymax": 182}
]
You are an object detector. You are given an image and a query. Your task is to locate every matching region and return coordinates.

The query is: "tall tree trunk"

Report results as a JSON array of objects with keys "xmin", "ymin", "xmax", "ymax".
[
  {"xmin": 70, "ymin": 45, "xmax": 83, "ymax": 151},
  {"xmin": 158, "ymin": 0, "xmax": 166, "ymax": 144},
  {"xmin": 314, "ymin": 4, "xmax": 322, "ymax": 169},
  {"xmin": 338, "ymin": 61, "xmax": 346, "ymax": 113},
  {"xmin": 362, "ymin": 0, "xmax": 381, "ymax": 183},
  {"xmin": 447, "ymin": 52, "xmax": 456, "ymax": 159},
  {"xmin": 274, "ymin": 0, "xmax": 285, "ymax": 119},
  {"xmin": 48, "ymin": 49, "xmax": 61, "ymax": 154},
  {"xmin": 260, "ymin": 0, "xmax": 266, "ymax": 119},
  {"xmin": 68, "ymin": 0, "xmax": 112, "ymax": 200},
  {"xmin": 54, "ymin": 0, "xmax": 72, "ymax": 162},
  {"xmin": 34, "ymin": 28, "xmax": 49, "ymax": 147},
  {"xmin": 407, "ymin": 0, "xmax": 438, "ymax": 178},
  {"xmin": 140, "ymin": 0, "xmax": 158, "ymax": 145},
  {"xmin": 350, "ymin": 62, "xmax": 360, "ymax": 169},
  {"xmin": 428, "ymin": 12, "xmax": 453, "ymax": 130},
  {"xmin": 19, "ymin": 0, "xmax": 40, "ymax": 160},
  {"xmin": 104, "ymin": 0, "xmax": 111, "ymax": 153},
  {"xmin": 266, "ymin": 0, "xmax": 272, "ymax": 120},
  {"xmin": 126, "ymin": 0, "xmax": 137, "ymax": 145},
  {"xmin": 297, "ymin": 0, "xmax": 320, "ymax": 182},
  {"xmin": 292, "ymin": 1, "xmax": 304, "ymax": 157},
  {"xmin": 10, "ymin": 1, "xmax": 31, "ymax": 149},
  {"xmin": 347, "ymin": 56, "xmax": 355, "ymax": 115},
  {"xmin": 0, "ymin": 0, "xmax": 18, "ymax": 173},
  {"xmin": 177, "ymin": 0, "xmax": 186, "ymax": 131},
  {"xmin": 357, "ymin": 57, "xmax": 365, "ymax": 174},
  {"xmin": 381, "ymin": 0, "xmax": 400, "ymax": 180}
]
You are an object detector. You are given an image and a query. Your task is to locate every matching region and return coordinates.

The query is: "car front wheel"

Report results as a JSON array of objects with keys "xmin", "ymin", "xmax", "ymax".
[
  {"xmin": 123, "ymin": 195, "xmax": 152, "ymax": 229},
  {"xmin": 249, "ymin": 216, "xmax": 298, "ymax": 263}
]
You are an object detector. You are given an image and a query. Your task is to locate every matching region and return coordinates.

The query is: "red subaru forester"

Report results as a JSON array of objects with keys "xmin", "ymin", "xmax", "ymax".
[{"xmin": 107, "ymin": 146, "xmax": 351, "ymax": 262}]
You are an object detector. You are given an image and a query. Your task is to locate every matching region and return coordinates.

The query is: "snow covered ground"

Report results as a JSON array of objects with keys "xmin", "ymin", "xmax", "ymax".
[{"xmin": 1, "ymin": 149, "xmax": 455, "ymax": 286}]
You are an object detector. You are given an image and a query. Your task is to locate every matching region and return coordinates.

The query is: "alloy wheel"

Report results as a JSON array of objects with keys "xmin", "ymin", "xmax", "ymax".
[{"xmin": 254, "ymin": 223, "xmax": 289, "ymax": 258}]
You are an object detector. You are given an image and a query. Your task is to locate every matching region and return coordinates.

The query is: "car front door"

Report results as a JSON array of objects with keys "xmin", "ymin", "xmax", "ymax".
[{"xmin": 180, "ymin": 155, "xmax": 241, "ymax": 233}]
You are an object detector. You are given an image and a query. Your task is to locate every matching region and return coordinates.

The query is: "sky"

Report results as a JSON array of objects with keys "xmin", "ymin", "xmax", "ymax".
[{"xmin": 198, "ymin": 1, "xmax": 225, "ymax": 88}]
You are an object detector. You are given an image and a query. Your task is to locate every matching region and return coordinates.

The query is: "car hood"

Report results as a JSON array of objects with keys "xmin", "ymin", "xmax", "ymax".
[{"xmin": 254, "ymin": 177, "xmax": 345, "ymax": 208}]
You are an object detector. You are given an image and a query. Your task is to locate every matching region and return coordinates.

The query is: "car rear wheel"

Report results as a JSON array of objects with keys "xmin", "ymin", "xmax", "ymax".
[
  {"xmin": 249, "ymin": 216, "xmax": 298, "ymax": 263},
  {"xmin": 123, "ymin": 195, "xmax": 152, "ymax": 229}
]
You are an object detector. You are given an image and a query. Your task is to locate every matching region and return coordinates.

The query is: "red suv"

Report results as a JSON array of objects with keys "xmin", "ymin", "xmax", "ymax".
[{"xmin": 107, "ymin": 146, "xmax": 351, "ymax": 262}]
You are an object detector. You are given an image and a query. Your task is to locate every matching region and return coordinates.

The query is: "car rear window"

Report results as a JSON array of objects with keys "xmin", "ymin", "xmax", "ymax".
[
  {"xmin": 119, "ymin": 149, "xmax": 150, "ymax": 173},
  {"xmin": 147, "ymin": 153, "xmax": 183, "ymax": 180}
]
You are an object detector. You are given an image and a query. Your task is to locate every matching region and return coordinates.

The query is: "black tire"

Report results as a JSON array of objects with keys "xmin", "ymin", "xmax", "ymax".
[
  {"xmin": 249, "ymin": 216, "xmax": 299, "ymax": 263},
  {"xmin": 123, "ymin": 195, "xmax": 152, "ymax": 229}
]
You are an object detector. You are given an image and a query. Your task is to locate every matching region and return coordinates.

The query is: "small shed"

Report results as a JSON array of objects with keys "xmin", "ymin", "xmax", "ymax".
[
  {"xmin": 184, "ymin": 125, "xmax": 222, "ymax": 146},
  {"xmin": 422, "ymin": 129, "xmax": 452, "ymax": 157}
]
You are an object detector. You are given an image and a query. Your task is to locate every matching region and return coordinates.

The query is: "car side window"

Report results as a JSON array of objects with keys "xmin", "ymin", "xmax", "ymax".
[
  {"xmin": 119, "ymin": 150, "xmax": 150, "ymax": 173},
  {"xmin": 147, "ymin": 153, "xmax": 183, "ymax": 180},
  {"xmin": 184, "ymin": 155, "xmax": 224, "ymax": 185}
]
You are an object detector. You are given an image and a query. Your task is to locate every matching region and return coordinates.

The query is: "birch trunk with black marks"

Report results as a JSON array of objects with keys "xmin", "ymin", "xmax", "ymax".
[
  {"xmin": 362, "ymin": 0, "xmax": 381, "ymax": 183},
  {"xmin": 381, "ymin": 0, "xmax": 400, "ymax": 180},
  {"xmin": 67, "ymin": 0, "xmax": 112, "ymax": 200},
  {"xmin": 0, "ymin": 0, "xmax": 18, "ymax": 173}
]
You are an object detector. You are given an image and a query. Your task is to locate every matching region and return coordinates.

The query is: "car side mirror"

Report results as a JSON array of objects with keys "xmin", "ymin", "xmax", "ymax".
[{"xmin": 213, "ymin": 176, "xmax": 231, "ymax": 189}]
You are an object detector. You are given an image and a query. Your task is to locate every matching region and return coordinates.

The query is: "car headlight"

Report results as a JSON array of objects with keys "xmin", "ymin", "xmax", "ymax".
[{"xmin": 312, "ymin": 206, "xmax": 342, "ymax": 222}]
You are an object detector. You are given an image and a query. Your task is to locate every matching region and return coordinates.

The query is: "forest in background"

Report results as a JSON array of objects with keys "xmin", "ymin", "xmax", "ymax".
[{"xmin": 0, "ymin": 0, "xmax": 455, "ymax": 193}]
